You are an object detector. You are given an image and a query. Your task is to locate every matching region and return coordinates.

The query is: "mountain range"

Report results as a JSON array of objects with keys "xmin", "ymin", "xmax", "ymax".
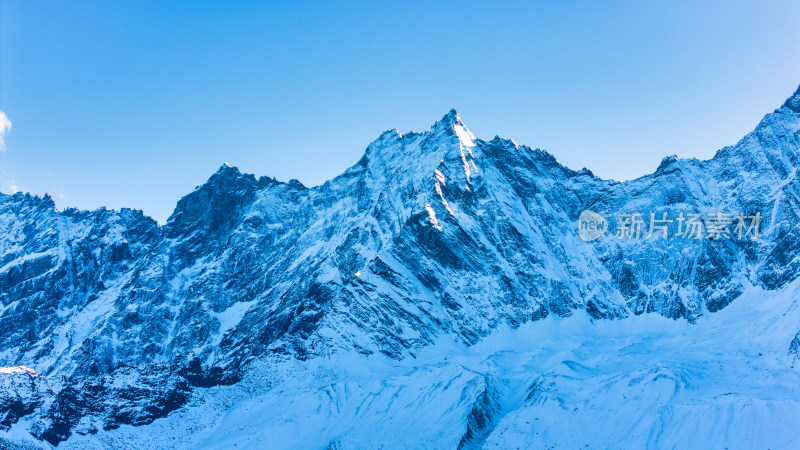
[{"xmin": 2, "ymin": 84, "xmax": 800, "ymax": 448}]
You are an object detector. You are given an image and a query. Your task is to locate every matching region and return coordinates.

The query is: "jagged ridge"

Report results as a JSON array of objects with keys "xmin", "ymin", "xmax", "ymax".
[{"xmin": 1, "ymin": 85, "xmax": 800, "ymax": 443}]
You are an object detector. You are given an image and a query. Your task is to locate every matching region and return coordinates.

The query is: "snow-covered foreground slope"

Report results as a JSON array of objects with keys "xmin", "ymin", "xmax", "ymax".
[{"xmin": 21, "ymin": 279, "xmax": 795, "ymax": 449}]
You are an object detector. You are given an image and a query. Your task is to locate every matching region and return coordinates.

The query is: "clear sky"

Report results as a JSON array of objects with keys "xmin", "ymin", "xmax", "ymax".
[{"xmin": 1, "ymin": 1, "xmax": 799, "ymax": 223}]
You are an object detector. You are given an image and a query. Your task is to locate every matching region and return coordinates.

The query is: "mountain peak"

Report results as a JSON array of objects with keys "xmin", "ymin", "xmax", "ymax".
[
  {"xmin": 216, "ymin": 162, "xmax": 239, "ymax": 174},
  {"xmin": 442, "ymin": 108, "xmax": 460, "ymax": 124},
  {"xmin": 431, "ymin": 108, "xmax": 462, "ymax": 132},
  {"xmin": 783, "ymin": 84, "xmax": 800, "ymax": 113}
]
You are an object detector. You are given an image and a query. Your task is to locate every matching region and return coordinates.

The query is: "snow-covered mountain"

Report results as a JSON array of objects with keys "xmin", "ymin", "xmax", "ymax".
[{"xmin": 1, "ymin": 84, "xmax": 800, "ymax": 448}]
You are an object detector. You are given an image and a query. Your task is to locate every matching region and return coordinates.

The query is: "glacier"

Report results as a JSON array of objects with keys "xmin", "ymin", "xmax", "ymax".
[{"xmin": 0, "ymin": 84, "xmax": 800, "ymax": 448}]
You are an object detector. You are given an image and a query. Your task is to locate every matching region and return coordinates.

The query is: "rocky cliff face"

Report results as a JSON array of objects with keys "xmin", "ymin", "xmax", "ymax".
[{"xmin": 1, "ymin": 85, "xmax": 800, "ymax": 445}]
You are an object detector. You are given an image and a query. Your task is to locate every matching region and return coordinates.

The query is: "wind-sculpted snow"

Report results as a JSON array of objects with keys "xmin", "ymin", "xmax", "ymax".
[{"xmin": 1, "ymin": 85, "xmax": 800, "ymax": 446}]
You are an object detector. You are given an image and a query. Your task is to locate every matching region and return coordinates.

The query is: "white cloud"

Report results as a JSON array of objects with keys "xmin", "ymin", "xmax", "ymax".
[{"xmin": 0, "ymin": 111, "xmax": 11, "ymax": 150}]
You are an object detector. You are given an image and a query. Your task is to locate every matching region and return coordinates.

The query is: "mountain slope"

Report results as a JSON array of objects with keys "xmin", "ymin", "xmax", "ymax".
[{"xmin": 41, "ymin": 278, "xmax": 800, "ymax": 449}]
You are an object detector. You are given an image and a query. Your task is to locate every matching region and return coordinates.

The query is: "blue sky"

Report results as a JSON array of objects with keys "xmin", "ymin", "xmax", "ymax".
[{"xmin": 1, "ymin": 1, "xmax": 799, "ymax": 223}]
